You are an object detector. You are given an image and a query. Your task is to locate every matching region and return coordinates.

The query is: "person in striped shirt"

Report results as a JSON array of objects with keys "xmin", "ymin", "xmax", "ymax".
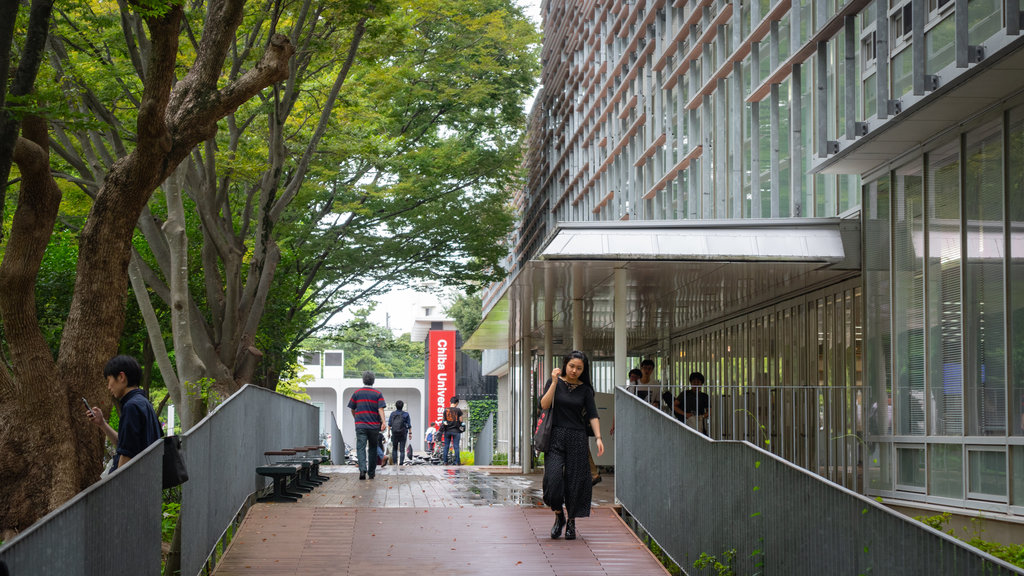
[{"xmin": 348, "ymin": 371, "xmax": 387, "ymax": 480}]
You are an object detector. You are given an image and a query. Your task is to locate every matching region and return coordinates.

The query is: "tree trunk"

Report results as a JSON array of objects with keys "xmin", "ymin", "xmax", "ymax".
[
  {"xmin": 0, "ymin": 3, "xmax": 294, "ymax": 533},
  {"xmin": 0, "ymin": 117, "xmax": 85, "ymax": 532}
]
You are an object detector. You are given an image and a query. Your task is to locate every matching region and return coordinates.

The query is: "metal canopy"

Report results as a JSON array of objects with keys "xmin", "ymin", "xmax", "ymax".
[
  {"xmin": 463, "ymin": 218, "xmax": 861, "ymax": 353},
  {"xmin": 815, "ymin": 36, "xmax": 1024, "ymax": 176}
]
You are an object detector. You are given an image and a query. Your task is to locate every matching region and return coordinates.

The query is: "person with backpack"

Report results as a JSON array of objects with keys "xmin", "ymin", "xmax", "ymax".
[
  {"xmin": 388, "ymin": 400, "xmax": 412, "ymax": 466},
  {"xmin": 441, "ymin": 396, "xmax": 465, "ymax": 465}
]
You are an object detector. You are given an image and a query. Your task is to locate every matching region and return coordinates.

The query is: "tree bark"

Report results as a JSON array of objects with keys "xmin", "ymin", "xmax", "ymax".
[
  {"xmin": 0, "ymin": 116, "xmax": 77, "ymax": 532},
  {"xmin": 0, "ymin": 2, "xmax": 294, "ymax": 534}
]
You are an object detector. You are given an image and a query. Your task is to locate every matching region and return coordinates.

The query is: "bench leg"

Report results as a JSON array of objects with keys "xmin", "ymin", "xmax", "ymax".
[{"xmin": 258, "ymin": 475, "xmax": 299, "ymax": 503}]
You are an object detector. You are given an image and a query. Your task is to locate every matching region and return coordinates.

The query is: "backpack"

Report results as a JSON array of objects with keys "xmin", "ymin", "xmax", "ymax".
[{"xmin": 391, "ymin": 411, "xmax": 408, "ymax": 434}]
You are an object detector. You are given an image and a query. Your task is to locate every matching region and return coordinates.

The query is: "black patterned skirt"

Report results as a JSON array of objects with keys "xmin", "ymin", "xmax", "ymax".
[{"xmin": 542, "ymin": 425, "xmax": 592, "ymax": 518}]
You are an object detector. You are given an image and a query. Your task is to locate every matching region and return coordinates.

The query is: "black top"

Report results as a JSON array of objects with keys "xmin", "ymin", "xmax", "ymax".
[
  {"xmin": 442, "ymin": 406, "xmax": 463, "ymax": 432},
  {"xmin": 676, "ymin": 389, "xmax": 709, "ymax": 420},
  {"xmin": 544, "ymin": 377, "xmax": 599, "ymax": 430},
  {"xmin": 114, "ymin": 388, "xmax": 162, "ymax": 471}
]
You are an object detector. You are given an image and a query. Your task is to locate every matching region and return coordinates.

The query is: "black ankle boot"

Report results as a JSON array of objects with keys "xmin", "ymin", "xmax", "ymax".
[
  {"xmin": 550, "ymin": 512, "xmax": 566, "ymax": 539},
  {"xmin": 564, "ymin": 518, "xmax": 576, "ymax": 540}
]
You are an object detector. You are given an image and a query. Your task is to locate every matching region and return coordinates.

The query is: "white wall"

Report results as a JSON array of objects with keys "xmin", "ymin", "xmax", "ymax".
[{"xmin": 306, "ymin": 378, "xmax": 427, "ymax": 451}]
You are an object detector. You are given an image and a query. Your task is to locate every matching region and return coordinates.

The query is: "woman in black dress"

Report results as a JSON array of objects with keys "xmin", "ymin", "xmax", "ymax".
[{"xmin": 541, "ymin": 350, "xmax": 604, "ymax": 540}]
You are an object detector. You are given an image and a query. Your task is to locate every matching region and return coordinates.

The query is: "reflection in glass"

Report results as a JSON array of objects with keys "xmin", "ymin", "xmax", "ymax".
[
  {"xmin": 930, "ymin": 444, "xmax": 963, "ymax": 498},
  {"xmin": 894, "ymin": 162, "xmax": 925, "ymax": 436},
  {"xmin": 898, "ymin": 446, "xmax": 926, "ymax": 489},
  {"xmin": 965, "ymin": 122, "xmax": 1005, "ymax": 436},
  {"xmin": 969, "ymin": 449, "xmax": 1007, "ymax": 498},
  {"xmin": 926, "ymin": 143, "xmax": 962, "ymax": 436},
  {"xmin": 1011, "ymin": 110, "xmax": 1024, "ymax": 437}
]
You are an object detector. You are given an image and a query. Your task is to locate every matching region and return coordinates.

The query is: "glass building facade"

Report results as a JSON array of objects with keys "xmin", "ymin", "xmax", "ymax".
[{"xmin": 477, "ymin": 0, "xmax": 1024, "ymax": 521}]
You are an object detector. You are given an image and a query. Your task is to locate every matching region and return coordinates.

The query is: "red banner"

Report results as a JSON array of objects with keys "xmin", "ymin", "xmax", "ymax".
[{"xmin": 427, "ymin": 330, "xmax": 456, "ymax": 427}]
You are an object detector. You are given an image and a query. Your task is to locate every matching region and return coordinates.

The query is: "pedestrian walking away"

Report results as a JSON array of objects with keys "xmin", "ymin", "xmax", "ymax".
[
  {"xmin": 347, "ymin": 371, "xmax": 386, "ymax": 479},
  {"xmin": 441, "ymin": 396, "xmax": 465, "ymax": 465},
  {"xmin": 389, "ymin": 400, "xmax": 412, "ymax": 466},
  {"xmin": 540, "ymin": 350, "xmax": 604, "ymax": 541}
]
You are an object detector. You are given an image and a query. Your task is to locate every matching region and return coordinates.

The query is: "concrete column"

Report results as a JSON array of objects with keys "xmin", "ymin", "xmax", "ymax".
[
  {"xmin": 615, "ymin": 267, "xmax": 627, "ymax": 387},
  {"xmin": 544, "ymin": 266, "xmax": 554, "ymax": 374},
  {"xmin": 520, "ymin": 280, "xmax": 534, "ymax": 474},
  {"xmin": 573, "ymin": 263, "xmax": 585, "ymax": 351}
]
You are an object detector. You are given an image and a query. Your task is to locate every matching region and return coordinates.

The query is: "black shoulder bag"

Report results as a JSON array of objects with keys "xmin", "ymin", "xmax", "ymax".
[{"xmin": 162, "ymin": 435, "xmax": 189, "ymax": 489}]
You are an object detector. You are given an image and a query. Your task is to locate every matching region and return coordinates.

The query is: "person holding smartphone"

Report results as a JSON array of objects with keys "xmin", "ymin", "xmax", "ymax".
[{"xmin": 85, "ymin": 355, "xmax": 162, "ymax": 472}]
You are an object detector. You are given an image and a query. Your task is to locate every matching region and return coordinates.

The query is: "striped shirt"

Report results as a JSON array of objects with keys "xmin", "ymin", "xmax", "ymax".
[{"xmin": 348, "ymin": 387, "xmax": 385, "ymax": 429}]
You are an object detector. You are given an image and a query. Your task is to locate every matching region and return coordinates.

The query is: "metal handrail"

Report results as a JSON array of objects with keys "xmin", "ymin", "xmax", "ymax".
[
  {"xmin": 0, "ymin": 384, "xmax": 318, "ymax": 576},
  {"xmin": 0, "ymin": 438, "xmax": 164, "ymax": 575},
  {"xmin": 614, "ymin": 387, "xmax": 1024, "ymax": 575},
  {"xmin": 179, "ymin": 385, "xmax": 317, "ymax": 576}
]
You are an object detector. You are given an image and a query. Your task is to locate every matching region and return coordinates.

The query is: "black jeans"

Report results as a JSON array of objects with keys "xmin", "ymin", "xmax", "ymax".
[{"xmin": 392, "ymin": 434, "xmax": 407, "ymax": 465}]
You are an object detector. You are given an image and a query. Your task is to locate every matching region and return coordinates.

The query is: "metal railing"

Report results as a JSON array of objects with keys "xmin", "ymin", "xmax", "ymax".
[
  {"xmin": 330, "ymin": 410, "xmax": 345, "ymax": 465},
  {"xmin": 633, "ymin": 383, "xmax": 865, "ymax": 492},
  {"xmin": 474, "ymin": 413, "xmax": 494, "ymax": 465},
  {"xmin": 0, "ymin": 384, "xmax": 318, "ymax": 576},
  {"xmin": 179, "ymin": 385, "xmax": 317, "ymax": 576},
  {"xmin": 614, "ymin": 387, "xmax": 1024, "ymax": 575},
  {"xmin": 0, "ymin": 438, "xmax": 164, "ymax": 575}
]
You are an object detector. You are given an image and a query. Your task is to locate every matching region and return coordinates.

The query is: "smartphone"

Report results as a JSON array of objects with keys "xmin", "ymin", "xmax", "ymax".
[{"xmin": 82, "ymin": 397, "xmax": 92, "ymax": 415}]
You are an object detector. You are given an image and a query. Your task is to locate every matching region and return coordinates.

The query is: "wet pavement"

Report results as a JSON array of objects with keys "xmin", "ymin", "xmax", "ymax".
[
  {"xmin": 212, "ymin": 465, "xmax": 667, "ymax": 576},
  {"xmin": 285, "ymin": 464, "xmax": 617, "ymax": 509}
]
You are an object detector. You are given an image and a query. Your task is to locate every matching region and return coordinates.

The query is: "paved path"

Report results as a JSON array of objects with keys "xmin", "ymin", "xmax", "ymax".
[{"xmin": 212, "ymin": 465, "xmax": 668, "ymax": 575}]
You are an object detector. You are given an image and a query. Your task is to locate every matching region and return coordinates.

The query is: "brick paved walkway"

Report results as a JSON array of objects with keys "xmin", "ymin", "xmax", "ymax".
[{"xmin": 212, "ymin": 465, "xmax": 668, "ymax": 575}]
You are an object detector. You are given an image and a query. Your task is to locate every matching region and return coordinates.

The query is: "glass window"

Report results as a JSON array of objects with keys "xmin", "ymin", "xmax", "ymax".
[
  {"xmin": 1013, "ymin": 445, "xmax": 1024, "ymax": 505},
  {"xmin": 968, "ymin": 448, "xmax": 1007, "ymax": 500},
  {"xmin": 926, "ymin": 142, "xmax": 962, "ymax": 436},
  {"xmin": 890, "ymin": 47, "xmax": 913, "ymax": 101},
  {"xmin": 870, "ymin": 440, "xmax": 894, "ymax": 491},
  {"xmin": 967, "ymin": 0, "xmax": 1002, "ymax": 47},
  {"xmin": 925, "ymin": 14, "xmax": 955, "ymax": 75},
  {"xmin": 897, "ymin": 446, "xmax": 926, "ymax": 490},
  {"xmin": 778, "ymin": 13, "xmax": 792, "ymax": 64},
  {"xmin": 778, "ymin": 79, "xmax": 792, "ymax": 216},
  {"xmin": 894, "ymin": 161, "xmax": 925, "ymax": 436},
  {"xmin": 965, "ymin": 122, "xmax": 1006, "ymax": 437},
  {"xmin": 1010, "ymin": 107, "xmax": 1024, "ymax": 437},
  {"xmin": 930, "ymin": 443, "xmax": 964, "ymax": 498},
  {"xmin": 865, "ymin": 176, "xmax": 893, "ymax": 492},
  {"xmin": 863, "ymin": 72, "xmax": 877, "ymax": 121}
]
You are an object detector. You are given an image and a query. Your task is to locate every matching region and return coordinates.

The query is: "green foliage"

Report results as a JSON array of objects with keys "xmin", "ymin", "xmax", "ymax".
[
  {"xmin": 466, "ymin": 398, "xmax": 497, "ymax": 438},
  {"xmin": 447, "ymin": 293, "xmax": 484, "ymax": 361},
  {"xmin": 915, "ymin": 513, "xmax": 1024, "ymax": 568},
  {"xmin": 161, "ymin": 501, "xmax": 180, "ymax": 542},
  {"xmin": 305, "ymin": 307, "xmax": 425, "ymax": 378},
  {"xmin": 184, "ymin": 378, "xmax": 222, "ymax": 408},
  {"xmin": 694, "ymin": 549, "xmax": 737, "ymax": 576},
  {"xmin": 645, "ymin": 537, "xmax": 683, "ymax": 575},
  {"xmin": 275, "ymin": 372, "xmax": 312, "ymax": 402},
  {"xmin": 491, "ymin": 452, "xmax": 508, "ymax": 465}
]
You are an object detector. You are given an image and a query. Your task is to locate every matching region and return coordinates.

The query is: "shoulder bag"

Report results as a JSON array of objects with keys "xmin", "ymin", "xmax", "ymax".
[
  {"xmin": 162, "ymin": 435, "xmax": 189, "ymax": 489},
  {"xmin": 534, "ymin": 379, "xmax": 556, "ymax": 452}
]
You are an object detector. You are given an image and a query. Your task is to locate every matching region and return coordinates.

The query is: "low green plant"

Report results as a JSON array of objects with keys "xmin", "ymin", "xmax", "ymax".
[
  {"xmin": 694, "ymin": 549, "xmax": 737, "ymax": 576},
  {"xmin": 162, "ymin": 502, "xmax": 180, "ymax": 542},
  {"xmin": 645, "ymin": 537, "xmax": 683, "ymax": 575},
  {"xmin": 492, "ymin": 452, "xmax": 508, "ymax": 465},
  {"xmin": 916, "ymin": 513, "xmax": 1024, "ymax": 568}
]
